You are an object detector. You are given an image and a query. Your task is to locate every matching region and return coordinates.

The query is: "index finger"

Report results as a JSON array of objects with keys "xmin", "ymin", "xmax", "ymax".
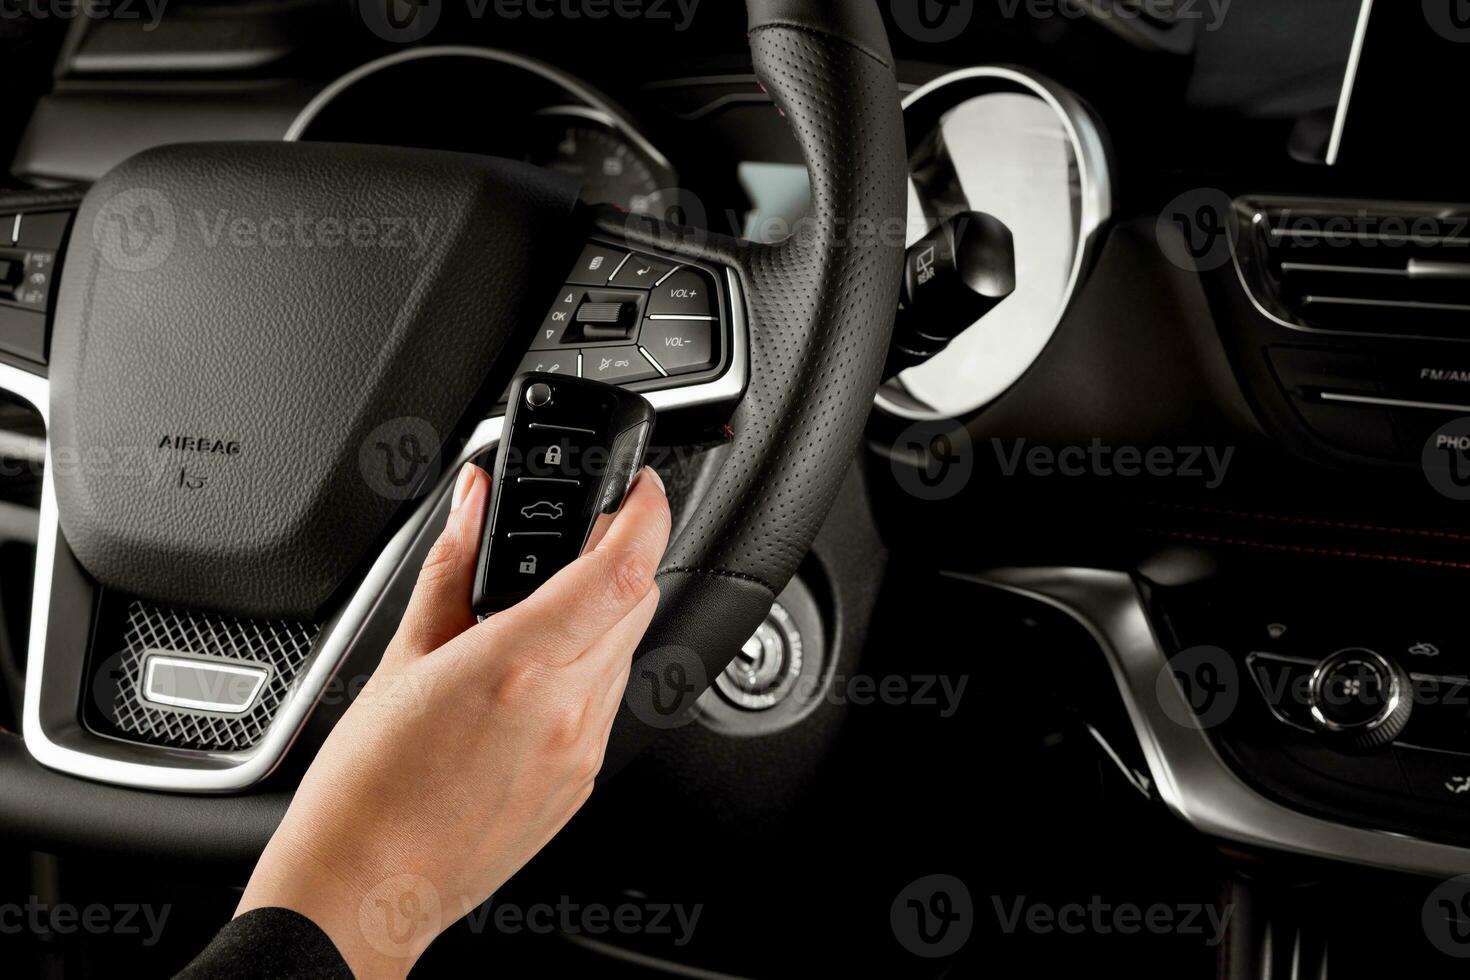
[{"xmin": 464, "ymin": 467, "xmax": 671, "ymax": 665}]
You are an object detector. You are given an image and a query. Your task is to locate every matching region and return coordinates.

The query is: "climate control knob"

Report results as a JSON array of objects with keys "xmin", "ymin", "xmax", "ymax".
[{"xmin": 1307, "ymin": 648, "xmax": 1412, "ymax": 750}]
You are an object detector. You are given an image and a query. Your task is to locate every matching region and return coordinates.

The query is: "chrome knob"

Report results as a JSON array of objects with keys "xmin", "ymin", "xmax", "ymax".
[{"xmin": 1308, "ymin": 648, "xmax": 1412, "ymax": 751}]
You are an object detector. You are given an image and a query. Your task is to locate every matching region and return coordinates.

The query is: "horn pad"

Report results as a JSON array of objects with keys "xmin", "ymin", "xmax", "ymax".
[{"xmin": 48, "ymin": 142, "xmax": 578, "ymax": 619}]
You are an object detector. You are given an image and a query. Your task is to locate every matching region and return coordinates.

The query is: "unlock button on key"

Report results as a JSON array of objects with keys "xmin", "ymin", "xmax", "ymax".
[{"xmin": 483, "ymin": 535, "xmax": 574, "ymax": 597}]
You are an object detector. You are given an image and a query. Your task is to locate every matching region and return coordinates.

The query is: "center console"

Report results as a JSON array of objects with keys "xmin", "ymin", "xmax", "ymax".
[{"xmin": 1152, "ymin": 559, "xmax": 1470, "ymax": 850}]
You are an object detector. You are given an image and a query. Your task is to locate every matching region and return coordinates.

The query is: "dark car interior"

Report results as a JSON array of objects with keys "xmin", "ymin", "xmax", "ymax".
[{"xmin": 5, "ymin": 0, "xmax": 1470, "ymax": 976}]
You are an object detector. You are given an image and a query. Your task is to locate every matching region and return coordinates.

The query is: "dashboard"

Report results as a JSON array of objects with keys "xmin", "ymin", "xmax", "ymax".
[{"xmin": 7, "ymin": 1, "xmax": 1470, "ymax": 976}]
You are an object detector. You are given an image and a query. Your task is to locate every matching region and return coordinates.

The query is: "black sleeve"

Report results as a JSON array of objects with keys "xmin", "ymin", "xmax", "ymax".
[{"xmin": 174, "ymin": 907, "xmax": 354, "ymax": 979}]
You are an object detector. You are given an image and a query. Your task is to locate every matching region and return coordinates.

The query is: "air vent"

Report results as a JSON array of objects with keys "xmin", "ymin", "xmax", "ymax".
[{"xmin": 1235, "ymin": 198, "xmax": 1470, "ymax": 340}]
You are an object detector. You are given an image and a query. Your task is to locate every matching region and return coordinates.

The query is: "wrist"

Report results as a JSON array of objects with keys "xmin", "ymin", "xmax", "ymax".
[{"xmin": 238, "ymin": 841, "xmax": 441, "ymax": 979}]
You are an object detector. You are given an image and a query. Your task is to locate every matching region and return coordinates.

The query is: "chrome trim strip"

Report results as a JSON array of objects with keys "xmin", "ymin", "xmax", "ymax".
[
  {"xmin": 283, "ymin": 46, "xmax": 674, "ymax": 176},
  {"xmin": 967, "ymin": 567, "xmax": 1470, "ymax": 876},
  {"xmin": 141, "ymin": 654, "xmax": 269, "ymax": 715},
  {"xmin": 1325, "ymin": 0, "xmax": 1375, "ymax": 167},
  {"xmin": 639, "ymin": 346, "xmax": 669, "ymax": 377},
  {"xmin": 21, "ymin": 414, "xmax": 502, "ymax": 792},
  {"xmin": 875, "ymin": 66, "xmax": 1112, "ymax": 421},
  {"xmin": 1225, "ymin": 212, "xmax": 1460, "ymax": 345},
  {"xmin": 0, "ymin": 361, "xmax": 47, "ymax": 423},
  {"xmin": 1320, "ymin": 391, "xmax": 1470, "ymax": 414},
  {"xmin": 2, "ymin": 268, "xmax": 745, "ymax": 791}
]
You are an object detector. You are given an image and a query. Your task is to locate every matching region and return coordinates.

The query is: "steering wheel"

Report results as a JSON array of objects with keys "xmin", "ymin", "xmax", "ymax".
[{"xmin": 0, "ymin": 0, "xmax": 905, "ymax": 863}]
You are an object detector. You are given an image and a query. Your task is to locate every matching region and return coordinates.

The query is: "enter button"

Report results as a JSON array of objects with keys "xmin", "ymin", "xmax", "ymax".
[{"xmin": 639, "ymin": 319, "xmax": 713, "ymax": 375}]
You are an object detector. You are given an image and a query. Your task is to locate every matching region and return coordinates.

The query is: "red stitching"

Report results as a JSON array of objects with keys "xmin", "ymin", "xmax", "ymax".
[
  {"xmin": 1153, "ymin": 502, "xmax": 1470, "ymax": 543},
  {"xmin": 1142, "ymin": 528, "xmax": 1470, "ymax": 571}
]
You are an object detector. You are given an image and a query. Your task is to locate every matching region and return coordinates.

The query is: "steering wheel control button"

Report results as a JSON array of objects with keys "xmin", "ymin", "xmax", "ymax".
[
  {"xmin": 576, "ymin": 300, "xmax": 637, "ymax": 341},
  {"xmin": 583, "ymin": 346, "xmax": 660, "ymax": 385},
  {"xmin": 639, "ymin": 319, "xmax": 713, "ymax": 375},
  {"xmin": 14, "ymin": 210, "xmax": 72, "ymax": 251},
  {"xmin": 0, "ymin": 305, "xmax": 47, "ymax": 362},
  {"xmin": 1308, "ymin": 648, "xmax": 1412, "ymax": 750},
  {"xmin": 566, "ymin": 243, "xmax": 628, "ymax": 285},
  {"xmin": 474, "ymin": 373, "xmax": 656, "ymax": 617},
  {"xmin": 646, "ymin": 268, "xmax": 715, "ymax": 318},
  {"xmin": 535, "ymin": 287, "xmax": 647, "ymax": 349},
  {"xmin": 502, "ymin": 352, "xmax": 578, "ymax": 401},
  {"xmin": 533, "ymin": 288, "xmax": 582, "ymax": 348},
  {"xmin": 609, "ymin": 253, "xmax": 675, "ymax": 289}
]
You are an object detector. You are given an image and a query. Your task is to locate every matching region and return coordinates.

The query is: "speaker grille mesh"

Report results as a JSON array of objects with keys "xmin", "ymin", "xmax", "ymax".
[{"xmin": 106, "ymin": 601, "xmax": 320, "ymax": 752}]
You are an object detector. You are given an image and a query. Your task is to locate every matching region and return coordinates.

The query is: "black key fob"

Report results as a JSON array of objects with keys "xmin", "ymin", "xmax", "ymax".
[{"xmin": 472, "ymin": 373, "xmax": 656, "ymax": 618}]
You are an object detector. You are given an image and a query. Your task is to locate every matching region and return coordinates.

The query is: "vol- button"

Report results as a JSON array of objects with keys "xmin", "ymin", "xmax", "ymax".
[{"xmin": 639, "ymin": 319, "xmax": 713, "ymax": 374}]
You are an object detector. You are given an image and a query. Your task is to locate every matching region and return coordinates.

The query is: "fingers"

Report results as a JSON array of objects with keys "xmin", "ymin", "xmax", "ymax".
[
  {"xmin": 394, "ymin": 463, "xmax": 489, "ymax": 655},
  {"xmin": 468, "ymin": 468, "xmax": 670, "ymax": 667},
  {"xmin": 561, "ymin": 585, "xmax": 659, "ymax": 692}
]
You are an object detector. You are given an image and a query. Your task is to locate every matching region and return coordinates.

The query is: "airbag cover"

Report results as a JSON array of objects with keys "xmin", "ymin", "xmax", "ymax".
[{"xmin": 49, "ymin": 142, "xmax": 578, "ymax": 618}]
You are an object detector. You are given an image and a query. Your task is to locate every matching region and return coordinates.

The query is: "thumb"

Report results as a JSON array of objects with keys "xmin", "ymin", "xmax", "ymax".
[{"xmin": 394, "ymin": 462, "xmax": 489, "ymax": 654}]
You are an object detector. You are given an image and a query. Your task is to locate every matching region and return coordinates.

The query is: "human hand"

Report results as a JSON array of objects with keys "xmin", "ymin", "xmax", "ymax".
[{"xmin": 236, "ymin": 461, "xmax": 671, "ymax": 978}]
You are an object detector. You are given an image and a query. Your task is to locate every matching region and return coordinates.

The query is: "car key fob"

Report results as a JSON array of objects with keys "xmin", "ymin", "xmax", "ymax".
[{"xmin": 472, "ymin": 373, "xmax": 656, "ymax": 618}]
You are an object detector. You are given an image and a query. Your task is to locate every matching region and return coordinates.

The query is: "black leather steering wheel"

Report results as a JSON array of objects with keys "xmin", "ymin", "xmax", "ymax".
[{"xmin": 0, "ymin": 0, "xmax": 906, "ymax": 862}]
